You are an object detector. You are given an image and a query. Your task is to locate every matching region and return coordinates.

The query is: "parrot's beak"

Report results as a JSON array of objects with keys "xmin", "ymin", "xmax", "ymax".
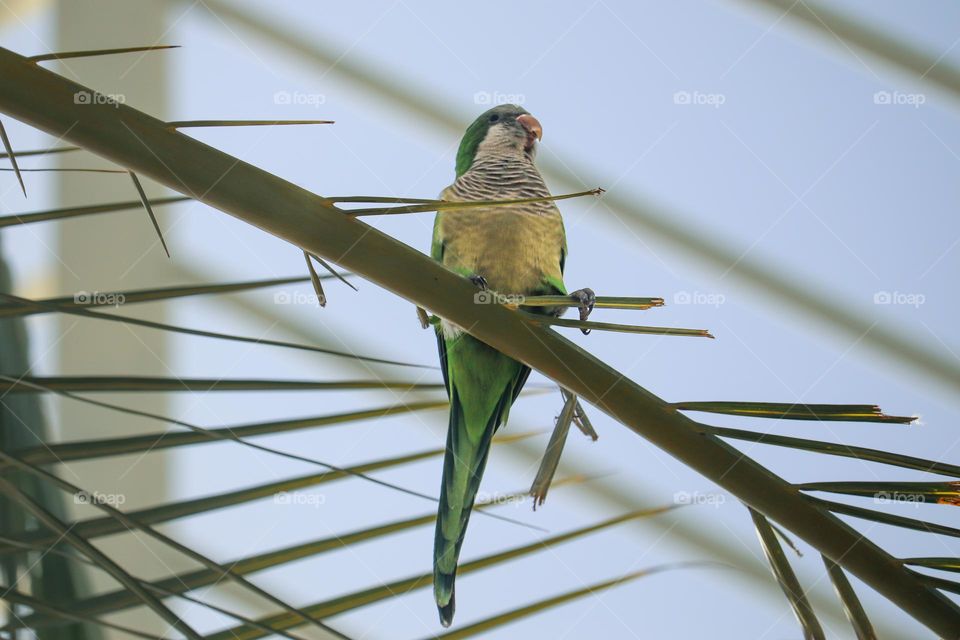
[{"xmin": 516, "ymin": 113, "xmax": 542, "ymax": 150}]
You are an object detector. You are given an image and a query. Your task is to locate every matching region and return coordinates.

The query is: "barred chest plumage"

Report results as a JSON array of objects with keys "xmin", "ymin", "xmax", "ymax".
[
  {"xmin": 448, "ymin": 154, "xmax": 553, "ymax": 204},
  {"xmin": 435, "ymin": 153, "xmax": 567, "ymax": 309}
]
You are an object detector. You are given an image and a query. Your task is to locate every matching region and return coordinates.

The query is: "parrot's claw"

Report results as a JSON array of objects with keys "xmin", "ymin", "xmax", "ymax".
[
  {"xmin": 468, "ymin": 274, "xmax": 488, "ymax": 290},
  {"xmin": 569, "ymin": 288, "xmax": 595, "ymax": 335}
]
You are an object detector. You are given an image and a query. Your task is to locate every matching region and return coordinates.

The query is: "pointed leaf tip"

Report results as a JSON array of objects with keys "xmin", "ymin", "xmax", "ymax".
[
  {"xmin": 29, "ymin": 45, "xmax": 180, "ymax": 62},
  {"xmin": 0, "ymin": 120, "xmax": 26, "ymax": 197},
  {"xmin": 529, "ymin": 391, "xmax": 578, "ymax": 509},
  {"xmin": 128, "ymin": 171, "xmax": 170, "ymax": 257},
  {"xmin": 303, "ymin": 251, "xmax": 327, "ymax": 307}
]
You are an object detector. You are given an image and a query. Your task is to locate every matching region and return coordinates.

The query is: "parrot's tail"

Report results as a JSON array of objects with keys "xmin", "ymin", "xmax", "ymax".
[
  {"xmin": 433, "ymin": 386, "xmax": 504, "ymax": 627},
  {"xmin": 433, "ymin": 336, "xmax": 528, "ymax": 628}
]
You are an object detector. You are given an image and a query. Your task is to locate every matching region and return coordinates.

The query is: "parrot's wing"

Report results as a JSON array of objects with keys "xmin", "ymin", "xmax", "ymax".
[
  {"xmin": 431, "ymin": 184, "xmax": 457, "ymax": 263},
  {"xmin": 434, "ymin": 326, "xmax": 450, "ymax": 397},
  {"xmin": 542, "ymin": 212, "xmax": 568, "ymax": 295},
  {"xmin": 431, "ymin": 211, "xmax": 445, "ymax": 263}
]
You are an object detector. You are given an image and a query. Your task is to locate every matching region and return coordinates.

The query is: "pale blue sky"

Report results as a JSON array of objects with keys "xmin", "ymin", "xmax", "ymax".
[{"xmin": 2, "ymin": 1, "xmax": 960, "ymax": 638}]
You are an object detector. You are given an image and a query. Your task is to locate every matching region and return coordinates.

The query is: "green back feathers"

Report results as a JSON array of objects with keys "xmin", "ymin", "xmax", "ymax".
[{"xmin": 454, "ymin": 103, "xmax": 529, "ymax": 176}]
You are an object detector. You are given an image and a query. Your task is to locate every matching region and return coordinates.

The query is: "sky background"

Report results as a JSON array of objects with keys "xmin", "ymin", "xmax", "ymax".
[{"xmin": 2, "ymin": 1, "xmax": 960, "ymax": 638}]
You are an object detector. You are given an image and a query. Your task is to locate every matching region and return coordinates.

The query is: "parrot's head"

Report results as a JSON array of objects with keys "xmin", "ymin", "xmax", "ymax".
[{"xmin": 455, "ymin": 104, "xmax": 542, "ymax": 176}]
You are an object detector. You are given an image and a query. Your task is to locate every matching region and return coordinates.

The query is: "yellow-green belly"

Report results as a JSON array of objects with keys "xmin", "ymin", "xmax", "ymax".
[{"xmin": 437, "ymin": 206, "xmax": 564, "ymax": 296}]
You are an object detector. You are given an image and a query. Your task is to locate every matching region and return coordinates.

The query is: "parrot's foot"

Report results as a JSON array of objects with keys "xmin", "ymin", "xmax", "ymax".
[
  {"xmin": 468, "ymin": 274, "xmax": 488, "ymax": 290},
  {"xmin": 569, "ymin": 288, "xmax": 596, "ymax": 335}
]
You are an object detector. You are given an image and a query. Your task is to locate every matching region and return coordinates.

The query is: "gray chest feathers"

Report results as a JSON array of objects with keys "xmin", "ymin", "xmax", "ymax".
[{"xmin": 438, "ymin": 155, "xmax": 566, "ymax": 297}]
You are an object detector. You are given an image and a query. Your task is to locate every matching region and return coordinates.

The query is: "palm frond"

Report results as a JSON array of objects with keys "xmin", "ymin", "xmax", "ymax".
[
  {"xmin": 0, "ymin": 145, "xmax": 78, "ymax": 160},
  {"xmin": 28, "ymin": 45, "xmax": 178, "ymax": 62},
  {"xmin": 0, "ymin": 541, "xmax": 316, "ymax": 640},
  {"xmin": 1, "ymin": 588, "xmax": 164, "ymax": 640},
  {"xmin": 205, "ymin": 507, "xmax": 677, "ymax": 640},
  {"xmin": 749, "ymin": 507, "xmax": 825, "ymax": 640},
  {"xmin": 707, "ymin": 425, "xmax": 960, "ymax": 476},
  {"xmin": 903, "ymin": 558, "xmax": 960, "ymax": 574},
  {"xmin": 0, "ymin": 119, "xmax": 25, "ymax": 196},
  {"xmin": 0, "ymin": 249, "xmax": 96, "ymax": 640},
  {"xmin": 0, "ymin": 450, "xmax": 351, "ymax": 639},
  {"xmin": 0, "ymin": 167, "xmax": 125, "ymax": 173},
  {"xmin": 798, "ymin": 481, "xmax": 960, "ymax": 505},
  {"xmin": 0, "ymin": 195, "xmax": 189, "ymax": 228},
  {"xmin": 0, "ymin": 374, "xmax": 493, "ymax": 518},
  {"xmin": 916, "ymin": 574, "xmax": 960, "ymax": 596},
  {"xmin": 0, "ymin": 474, "xmax": 203, "ymax": 640},
  {"xmin": 822, "ymin": 556, "xmax": 876, "ymax": 640},
  {"xmin": 127, "ymin": 170, "xmax": 170, "ymax": 257},
  {"xmin": 17, "ymin": 480, "xmax": 587, "ymax": 626},
  {"xmin": 675, "ymin": 402, "xmax": 914, "ymax": 424},
  {"xmin": 0, "ymin": 375, "xmax": 444, "ymax": 393},
  {"xmin": 167, "ymin": 119, "xmax": 332, "ymax": 128},
  {"xmin": 303, "ymin": 250, "xmax": 326, "ymax": 306},
  {"xmin": 0, "ymin": 289, "xmax": 427, "ymax": 369},
  {"xmin": 740, "ymin": 0, "xmax": 960, "ymax": 101},
  {"xmin": 200, "ymin": 0, "xmax": 960, "ymax": 412},
  {"xmin": 344, "ymin": 188, "xmax": 603, "ymax": 216},
  {"xmin": 6, "ymin": 401, "xmax": 449, "ymax": 465},
  {"xmin": 2, "ymin": 43, "xmax": 957, "ymax": 635},
  {"xmin": 0, "ymin": 446, "xmax": 453, "ymax": 552},
  {"xmin": 526, "ymin": 314, "xmax": 713, "ymax": 338},
  {"xmin": 809, "ymin": 497, "xmax": 960, "ymax": 538},
  {"xmin": 563, "ymin": 388, "xmax": 598, "ymax": 440},
  {"xmin": 430, "ymin": 563, "xmax": 710, "ymax": 639},
  {"xmin": 530, "ymin": 390, "xmax": 577, "ymax": 508},
  {"xmin": 0, "ymin": 276, "xmax": 312, "ymax": 317},
  {"xmin": 306, "ymin": 251, "xmax": 357, "ymax": 291},
  {"xmin": 519, "ymin": 295, "xmax": 663, "ymax": 311}
]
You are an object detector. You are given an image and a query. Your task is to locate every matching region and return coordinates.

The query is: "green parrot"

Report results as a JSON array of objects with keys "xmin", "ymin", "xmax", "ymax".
[{"xmin": 431, "ymin": 104, "xmax": 594, "ymax": 627}]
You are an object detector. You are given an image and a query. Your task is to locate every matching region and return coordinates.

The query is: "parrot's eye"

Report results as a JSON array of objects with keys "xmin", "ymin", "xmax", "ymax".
[{"xmin": 488, "ymin": 114, "xmax": 500, "ymax": 123}]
